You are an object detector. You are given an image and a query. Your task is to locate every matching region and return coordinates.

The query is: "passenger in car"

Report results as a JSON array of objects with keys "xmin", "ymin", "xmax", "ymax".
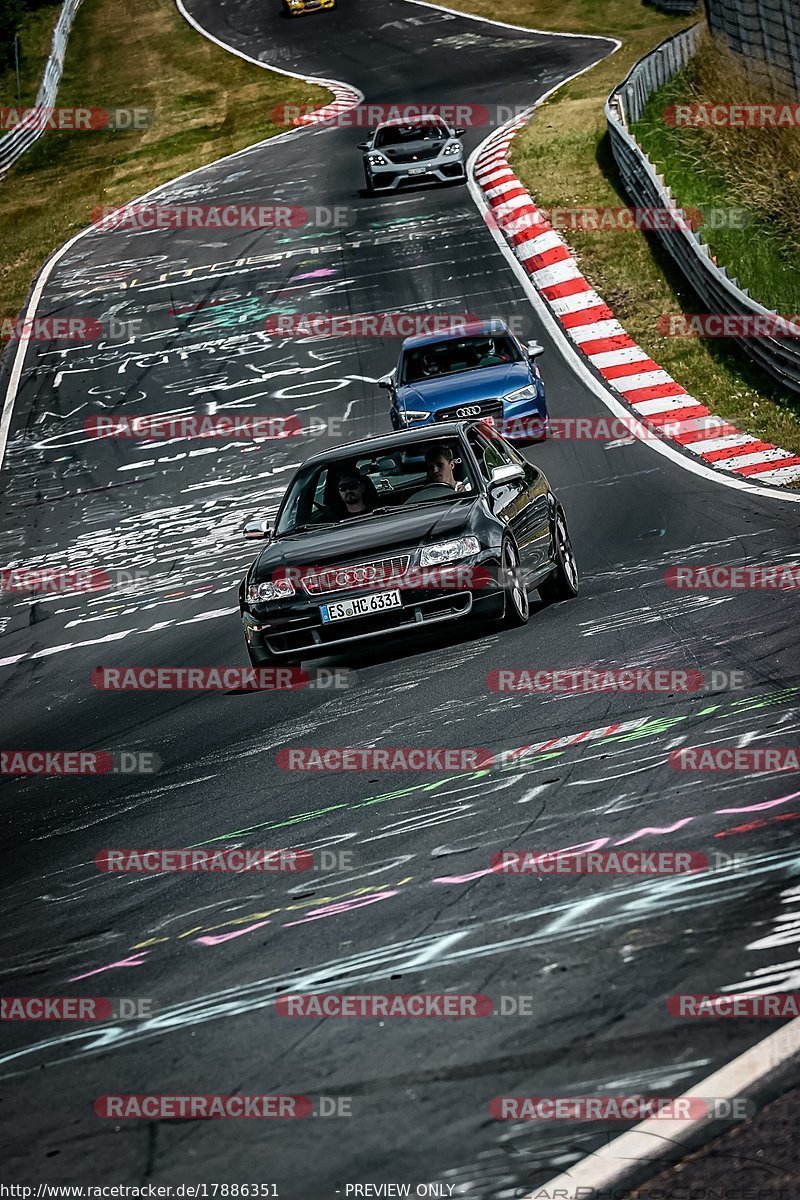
[{"xmin": 335, "ymin": 471, "xmax": 378, "ymax": 518}]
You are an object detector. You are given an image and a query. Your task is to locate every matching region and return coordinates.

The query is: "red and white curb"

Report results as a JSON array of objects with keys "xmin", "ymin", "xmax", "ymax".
[
  {"xmin": 473, "ymin": 120, "xmax": 800, "ymax": 487},
  {"xmin": 292, "ymin": 82, "xmax": 362, "ymax": 126}
]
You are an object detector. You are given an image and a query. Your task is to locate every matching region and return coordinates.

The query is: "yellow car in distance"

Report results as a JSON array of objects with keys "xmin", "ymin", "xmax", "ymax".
[{"xmin": 282, "ymin": 0, "xmax": 337, "ymax": 15}]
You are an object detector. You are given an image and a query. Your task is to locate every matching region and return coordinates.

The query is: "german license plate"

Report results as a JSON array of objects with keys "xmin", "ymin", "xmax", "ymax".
[
  {"xmin": 408, "ymin": 167, "xmax": 426, "ymax": 175},
  {"xmin": 320, "ymin": 589, "xmax": 402, "ymax": 623}
]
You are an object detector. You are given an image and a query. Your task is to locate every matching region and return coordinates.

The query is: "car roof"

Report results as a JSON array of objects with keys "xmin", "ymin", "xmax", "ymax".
[
  {"xmin": 400, "ymin": 318, "xmax": 511, "ymax": 350},
  {"xmin": 375, "ymin": 114, "xmax": 450, "ymax": 129},
  {"xmin": 300, "ymin": 423, "xmax": 471, "ymax": 466}
]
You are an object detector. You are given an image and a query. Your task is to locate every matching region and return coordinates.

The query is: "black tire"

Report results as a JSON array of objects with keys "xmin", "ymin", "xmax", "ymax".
[
  {"xmin": 500, "ymin": 538, "xmax": 530, "ymax": 627},
  {"xmin": 363, "ymin": 167, "xmax": 375, "ymax": 196},
  {"xmin": 538, "ymin": 504, "xmax": 579, "ymax": 605}
]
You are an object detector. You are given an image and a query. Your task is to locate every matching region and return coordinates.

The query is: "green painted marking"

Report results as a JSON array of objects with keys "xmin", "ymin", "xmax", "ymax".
[
  {"xmin": 189, "ymin": 689, "xmax": 800, "ymax": 847},
  {"xmin": 192, "ymin": 802, "xmax": 350, "ymax": 846}
]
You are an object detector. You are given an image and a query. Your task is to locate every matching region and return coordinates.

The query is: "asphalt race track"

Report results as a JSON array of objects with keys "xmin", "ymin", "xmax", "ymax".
[{"xmin": 1, "ymin": 0, "xmax": 799, "ymax": 1193}]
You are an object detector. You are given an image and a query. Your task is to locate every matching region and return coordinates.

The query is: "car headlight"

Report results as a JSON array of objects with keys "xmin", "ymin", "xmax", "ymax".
[
  {"xmin": 367, "ymin": 153, "xmax": 389, "ymax": 167},
  {"xmin": 420, "ymin": 536, "xmax": 480, "ymax": 567},
  {"xmin": 246, "ymin": 578, "xmax": 296, "ymax": 603},
  {"xmin": 504, "ymin": 384, "xmax": 540, "ymax": 404},
  {"xmin": 443, "ymin": 142, "xmax": 462, "ymax": 156},
  {"xmin": 400, "ymin": 409, "xmax": 431, "ymax": 424}
]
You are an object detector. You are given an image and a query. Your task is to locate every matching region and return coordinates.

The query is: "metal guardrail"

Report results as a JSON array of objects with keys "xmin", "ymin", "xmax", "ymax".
[
  {"xmin": 706, "ymin": 0, "xmax": 800, "ymax": 96},
  {"xmin": 646, "ymin": 0, "xmax": 700, "ymax": 15},
  {"xmin": 0, "ymin": 0, "xmax": 84, "ymax": 180},
  {"xmin": 605, "ymin": 24, "xmax": 800, "ymax": 396}
]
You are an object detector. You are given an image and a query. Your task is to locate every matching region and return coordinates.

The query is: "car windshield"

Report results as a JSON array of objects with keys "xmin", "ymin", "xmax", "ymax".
[
  {"xmin": 374, "ymin": 122, "xmax": 450, "ymax": 147},
  {"xmin": 274, "ymin": 436, "xmax": 477, "ymax": 535},
  {"xmin": 400, "ymin": 333, "xmax": 522, "ymax": 384}
]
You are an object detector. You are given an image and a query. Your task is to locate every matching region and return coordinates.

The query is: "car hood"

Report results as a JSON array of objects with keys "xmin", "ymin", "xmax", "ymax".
[
  {"xmin": 376, "ymin": 138, "xmax": 447, "ymax": 159},
  {"xmin": 254, "ymin": 499, "xmax": 477, "ymax": 579},
  {"xmin": 397, "ymin": 362, "xmax": 529, "ymax": 408}
]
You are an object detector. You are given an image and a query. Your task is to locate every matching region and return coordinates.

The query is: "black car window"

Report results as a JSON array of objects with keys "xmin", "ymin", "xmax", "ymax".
[
  {"xmin": 400, "ymin": 335, "xmax": 521, "ymax": 384},
  {"xmin": 375, "ymin": 123, "xmax": 449, "ymax": 147},
  {"xmin": 481, "ymin": 425, "xmax": 525, "ymax": 467},
  {"xmin": 467, "ymin": 428, "xmax": 506, "ymax": 480},
  {"xmin": 275, "ymin": 437, "xmax": 477, "ymax": 534}
]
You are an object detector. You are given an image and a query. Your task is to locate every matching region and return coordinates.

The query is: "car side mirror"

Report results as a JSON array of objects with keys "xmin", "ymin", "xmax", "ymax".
[
  {"xmin": 357, "ymin": 141, "xmax": 370, "ymax": 150},
  {"xmin": 526, "ymin": 340, "xmax": 545, "ymax": 360},
  {"xmin": 454, "ymin": 128, "xmax": 466, "ymax": 137},
  {"xmin": 489, "ymin": 463, "xmax": 524, "ymax": 489},
  {"xmin": 377, "ymin": 374, "xmax": 395, "ymax": 391},
  {"xmin": 243, "ymin": 518, "xmax": 272, "ymax": 540}
]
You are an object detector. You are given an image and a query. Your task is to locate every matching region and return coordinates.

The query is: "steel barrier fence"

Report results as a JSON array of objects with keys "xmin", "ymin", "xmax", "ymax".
[
  {"xmin": 605, "ymin": 24, "xmax": 800, "ymax": 396},
  {"xmin": 0, "ymin": 0, "xmax": 84, "ymax": 180},
  {"xmin": 647, "ymin": 0, "xmax": 701, "ymax": 16}
]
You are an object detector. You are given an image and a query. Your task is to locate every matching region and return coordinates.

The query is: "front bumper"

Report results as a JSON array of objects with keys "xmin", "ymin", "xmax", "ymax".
[
  {"xmin": 366, "ymin": 156, "xmax": 466, "ymax": 191},
  {"xmin": 242, "ymin": 565, "xmax": 504, "ymax": 659},
  {"xmin": 391, "ymin": 394, "xmax": 548, "ymax": 440}
]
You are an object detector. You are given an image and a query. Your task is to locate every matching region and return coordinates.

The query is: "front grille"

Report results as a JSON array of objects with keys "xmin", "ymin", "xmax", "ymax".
[
  {"xmin": 301, "ymin": 555, "xmax": 411, "ymax": 596},
  {"xmin": 264, "ymin": 593, "xmax": 473, "ymax": 654},
  {"xmin": 434, "ymin": 399, "xmax": 504, "ymax": 423}
]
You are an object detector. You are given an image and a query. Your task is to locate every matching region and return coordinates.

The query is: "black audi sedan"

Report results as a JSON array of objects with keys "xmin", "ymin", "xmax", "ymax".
[{"xmin": 239, "ymin": 422, "xmax": 577, "ymax": 666}]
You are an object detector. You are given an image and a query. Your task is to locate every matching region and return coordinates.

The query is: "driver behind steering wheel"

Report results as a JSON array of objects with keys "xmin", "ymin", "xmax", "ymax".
[{"xmin": 424, "ymin": 444, "xmax": 466, "ymax": 492}]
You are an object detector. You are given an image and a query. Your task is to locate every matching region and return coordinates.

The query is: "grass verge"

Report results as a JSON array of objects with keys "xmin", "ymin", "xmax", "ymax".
[
  {"xmin": 633, "ymin": 33, "xmax": 800, "ymax": 313},
  {"xmin": 443, "ymin": 0, "xmax": 800, "ymax": 460},
  {"xmin": 0, "ymin": 0, "xmax": 328, "ymax": 320}
]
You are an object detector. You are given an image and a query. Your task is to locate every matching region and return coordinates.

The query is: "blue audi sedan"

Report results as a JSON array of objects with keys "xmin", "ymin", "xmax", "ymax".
[{"xmin": 381, "ymin": 320, "xmax": 547, "ymax": 441}]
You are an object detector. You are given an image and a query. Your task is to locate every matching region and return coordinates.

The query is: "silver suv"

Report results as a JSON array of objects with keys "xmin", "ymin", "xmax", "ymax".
[{"xmin": 359, "ymin": 117, "xmax": 466, "ymax": 194}]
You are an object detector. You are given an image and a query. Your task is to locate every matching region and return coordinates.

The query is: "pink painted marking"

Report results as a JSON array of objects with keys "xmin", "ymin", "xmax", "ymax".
[
  {"xmin": 434, "ymin": 839, "xmax": 611, "ymax": 884},
  {"xmin": 194, "ymin": 921, "xmax": 271, "ymax": 946},
  {"xmin": 284, "ymin": 891, "xmax": 398, "ymax": 926},
  {"xmin": 69, "ymin": 952, "xmax": 148, "ymax": 981},
  {"xmin": 613, "ymin": 818, "xmax": 695, "ymax": 846},
  {"xmin": 291, "ymin": 269, "xmax": 338, "ymax": 280},
  {"xmin": 715, "ymin": 790, "xmax": 800, "ymax": 814}
]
